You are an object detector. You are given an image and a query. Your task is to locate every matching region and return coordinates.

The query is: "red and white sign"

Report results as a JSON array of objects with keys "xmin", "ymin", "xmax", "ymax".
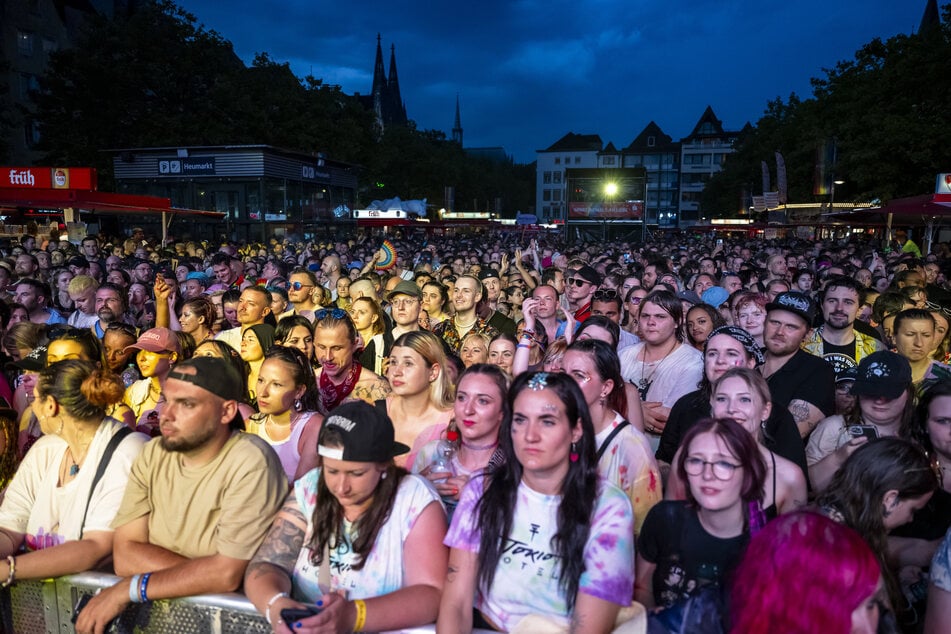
[{"xmin": 2, "ymin": 167, "xmax": 97, "ymax": 190}]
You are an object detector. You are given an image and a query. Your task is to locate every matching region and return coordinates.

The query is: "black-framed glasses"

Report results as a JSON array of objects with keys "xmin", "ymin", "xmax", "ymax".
[
  {"xmin": 314, "ymin": 308, "xmax": 348, "ymax": 320},
  {"xmin": 684, "ymin": 456, "xmax": 741, "ymax": 480},
  {"xmin": 593, "ymin": 289, "xmax": 618, "ymax": 301},
  {"xmin": 289, "ymin": 281, "xmax": 315, "ymax": 291},
  {"xmin": 567, "ymin": 277, "xmax": 588, "ymax": 288}
]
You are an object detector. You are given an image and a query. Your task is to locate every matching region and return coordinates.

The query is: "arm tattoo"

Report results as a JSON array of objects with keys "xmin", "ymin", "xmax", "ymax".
[
  {"xmin": 247, "ymin": 501, "xmax": 307, "ymax": 577},
  {"xmin": 353, "ymin": 378, "xmax": 391, "ymax": 402},
  {"xmin": 789, "ymin": 399, "xmax": 811, "ymax": 424}
]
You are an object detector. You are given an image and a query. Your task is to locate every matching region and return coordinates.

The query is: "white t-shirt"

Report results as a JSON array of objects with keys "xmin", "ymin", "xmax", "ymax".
[
  {"xmin": 0, "ymin": 418, "xmax": 147, "ymax": 549},
  {"xmin": 291, "ymin": 470, "xmax": 444, "ymax": 602},
  {"xmin": 619, "ymin": 342, "xmax": 703, "ymax": 407}
]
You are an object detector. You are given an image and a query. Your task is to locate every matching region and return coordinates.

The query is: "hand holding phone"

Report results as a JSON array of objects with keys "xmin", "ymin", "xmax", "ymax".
[{"xmin": 281, "ymin": 605, "xmax": 322, "ymax": 627}]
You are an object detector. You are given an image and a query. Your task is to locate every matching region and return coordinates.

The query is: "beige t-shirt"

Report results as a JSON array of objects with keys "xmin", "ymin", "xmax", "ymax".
[{"xmin": 112, "ymin": 432, "xmax": 287, "ymax": 560}]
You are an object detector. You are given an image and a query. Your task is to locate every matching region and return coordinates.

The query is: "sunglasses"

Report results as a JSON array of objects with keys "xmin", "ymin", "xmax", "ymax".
[
  {"xmin": 629, "ymin": 297, "xmax": 644, "ymax": 305},
  {"xmin": 567, "ymin": 277, "xmax": 589, "ymax": 288},
  {"xmin": 314, "ymin": 308, "xmax": 348, "ymax": 321},
  {"xmin": 289, "ymin": 281, "xmax": 315, "ymax": 291},
  {"xmin": 593, "ymin": 289, "xmax": 618, "ymax": 301}
]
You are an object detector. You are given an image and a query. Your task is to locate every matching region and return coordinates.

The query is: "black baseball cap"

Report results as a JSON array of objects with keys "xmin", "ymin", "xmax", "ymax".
[
  {"xmin": 766, "ymin": 291, "xmax": 817, "ymax": 326},
  {"xmin": 317, "ymin": 401, "xmax": 410, "ymax": 463},
  {"xmin": 850, "ymin": 351, "xmax": 912, "ymax": 400},
  {"xmin": 167, "ymin": 356, "xmax": 245, "ymax": 401}
]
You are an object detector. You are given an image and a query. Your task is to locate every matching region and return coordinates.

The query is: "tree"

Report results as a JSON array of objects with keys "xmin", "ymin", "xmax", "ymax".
[{"xmin": 703, "ymin": 4, "xmax": 951, "ymax": 215}]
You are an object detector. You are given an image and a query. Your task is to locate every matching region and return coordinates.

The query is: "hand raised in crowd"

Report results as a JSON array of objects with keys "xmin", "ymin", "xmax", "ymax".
[
  {"xmin": 153, "ymin": 273, "xmax": 172, "ymax": 304},
  {"xmin": 520, "ymin": 297, "xmax": 539, "ymax": 331}
]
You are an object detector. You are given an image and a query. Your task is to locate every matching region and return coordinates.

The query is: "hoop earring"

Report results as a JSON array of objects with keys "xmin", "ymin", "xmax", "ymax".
[{"xmin": 569, "ymin": 442, "xmax": 579, "ymax": 463}]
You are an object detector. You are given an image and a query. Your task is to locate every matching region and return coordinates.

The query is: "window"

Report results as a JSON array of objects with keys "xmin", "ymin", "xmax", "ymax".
[
  {"xmin": 602, "ymin": 156, "xmax": 616, "ymax": 166},
  {"xmin": 683, "ymin": 154, "xmax": 711, "ymax": 166},
  {"xmin": 42, "ymin": 38, "xmax": 58, "ymax": 55},
  {"xmin": 554, "ymin": 157, "xmax": 561, "ymax": 165},
  {"xmin": 543, "ymin": 189, "xmax": 552, "ymax": 202},
  {"xmin": 565, "ymin": 156, "xmax": 571, "ymax": 164},
  {"xmin": 647, "ymin": 136, "xmax": 656, "ymax": 147},
  {"xmin": 543, "ymin": 171, "xmax": 552, "ymax": 184},
  {"xmin": 574, "ymin": 156, "xmax": 581, "ymax": 164},
  {"xmin": 542, "ymin": 206, "xmax": 551, "ymax": 218},
  {"xmin": 17, "ymin": 31, "xmax": 34, "ymax": 56},
  {"xmin": 552, "ymin": 189, "xmax": 562, "ymax": 202},
  {"xmin": 553, "ymin": 171, "xmax": 562, "ymax": 184}
]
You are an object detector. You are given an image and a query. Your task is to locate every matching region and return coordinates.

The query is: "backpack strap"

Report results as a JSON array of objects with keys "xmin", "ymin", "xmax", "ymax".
[
  {"xmin": 78, "ymin": 427, "xmax": 134, "ymax": 539},
  {"xmin": 596, "ymin": 420, "xmax": 630, "ymax": 461}
]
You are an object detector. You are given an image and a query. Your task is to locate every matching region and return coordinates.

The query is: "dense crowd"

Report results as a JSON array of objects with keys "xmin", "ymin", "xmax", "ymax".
[{"xmin": 0, "ymin": 225, "xmax": 948, "ymax": 633}]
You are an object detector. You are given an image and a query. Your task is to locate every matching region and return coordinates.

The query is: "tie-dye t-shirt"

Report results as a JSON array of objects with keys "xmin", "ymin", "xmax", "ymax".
[
  {"xmin": 445, "ymin": 475, "xmax": 635, "ymax": 631},
  {"xmin": 596, "ymin": 412, "xmax": 662, "ymax": 535},
  {"xmin": 291, "ymin": 470, "xmax": 444, "ymax": 602}
]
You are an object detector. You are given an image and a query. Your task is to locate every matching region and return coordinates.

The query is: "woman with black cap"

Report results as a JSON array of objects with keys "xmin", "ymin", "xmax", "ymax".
[{"xmin": 244, "ymin": 400, "xmax": 447, "ymax": 633}]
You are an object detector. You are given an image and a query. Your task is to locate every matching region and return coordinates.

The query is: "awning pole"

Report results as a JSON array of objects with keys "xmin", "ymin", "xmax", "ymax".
[
  {"xmin": 161, "ymin": 211, "xmax": 168, "ymax": 245},
  {"xmin": 924, "ymin": 217, "xmax": 935, "ymax": 255}
]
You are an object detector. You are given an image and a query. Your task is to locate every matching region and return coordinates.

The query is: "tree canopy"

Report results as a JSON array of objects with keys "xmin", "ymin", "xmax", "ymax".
[
  {"xmin": 702, "ymin": 4, "xmax": 951, "ymax": 216},
  {"xmin": 31, "ymin": 0, "xmax": 531, "ymax": 213}
]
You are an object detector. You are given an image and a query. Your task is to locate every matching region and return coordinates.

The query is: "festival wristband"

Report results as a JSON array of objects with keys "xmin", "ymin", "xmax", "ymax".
[
  {"xmin": 139, "ymin": 572, "xmax": 151, "ymax": 603},
  {"xmin": 129, "ymin": 575, "xmax": 142, "ymax": 603},
  {"xmin": 353, "ymin": 599, "xmax": 367, "ymax": 631}
]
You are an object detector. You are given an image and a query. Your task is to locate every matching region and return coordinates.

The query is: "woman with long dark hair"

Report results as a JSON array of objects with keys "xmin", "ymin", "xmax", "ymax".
[
  {"xmin": 816, "ymin": 438, "xmax": 937, "ymax": 622},
  {"xmin": 563, "ymin": 339, "xmax": 658, "ymax": 535},
  {"xmin": 246, "ymin": 346, "xmax": 324, "ymax": 482},
  {"xmin": 413, "ymin": 364, "xmax": 509, "ymax": 518},
  {"xmin": 244, "ymin": 400, "xmax": 447, "ymax": 633},
  {"xmin": 438, "ymin": 371, "xmax": 636, "ymax": 632}
]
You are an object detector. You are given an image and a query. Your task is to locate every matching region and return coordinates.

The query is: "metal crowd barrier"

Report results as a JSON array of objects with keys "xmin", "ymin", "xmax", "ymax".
[{"xmin": 0, "ymin": 573, "xmax": 477, "ymax": 634}]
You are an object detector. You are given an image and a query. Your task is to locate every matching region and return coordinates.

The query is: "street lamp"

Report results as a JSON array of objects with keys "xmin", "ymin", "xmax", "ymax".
[
  {"xmin": 830, "ymin": 178, "xmax": 845, "ymax": 210},
  {"xmin": 604, "ymin": 182, "xmax": 618, "ymax": 197}
]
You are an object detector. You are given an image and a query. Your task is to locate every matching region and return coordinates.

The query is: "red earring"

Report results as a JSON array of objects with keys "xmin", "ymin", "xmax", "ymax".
[{"xmin": 569, "ymin": 442, "xmax": 579, "ymax": 463}]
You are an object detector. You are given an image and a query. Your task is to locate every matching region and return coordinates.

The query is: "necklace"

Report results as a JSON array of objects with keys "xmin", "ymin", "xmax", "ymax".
[
  {"xmin": 454, "ymin": 314, "xmax": 477, "ymax": 330},
  {"xmin": 65, "ymin": 437, "xmax": 93, "ymax": 477},
  {"xmin": 461, "ymin": 438, "xmax": 498, "ymax": 451},
  {"xmin": 637, "ymin": 341, "xmax": 677, "ymax": 395}
]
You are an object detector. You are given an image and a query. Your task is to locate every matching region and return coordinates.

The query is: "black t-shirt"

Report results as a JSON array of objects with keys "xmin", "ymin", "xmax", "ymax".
[
  {"xmin": 656, "ymin": 389, "xmax": 808, "ymax": 481},
  {"xmin": 766, "ymin": 350, "xmax": 836, "ymax": 417},
  {"xmin": 639, "ymin": 501, "xmax": 749, "ymax": 608},
  {"xmin": 820, "ymin": 338, "xmax": 858, "ymax": 375}
]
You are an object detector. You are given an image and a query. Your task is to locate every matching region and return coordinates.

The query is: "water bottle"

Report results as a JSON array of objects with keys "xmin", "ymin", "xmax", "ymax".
[
  {"xmin": 121, "ymin": 363, "xmax": 139, "ymax": 387},
  {"xmin": 429, "ymin": 430, "xmax": 458, "ymax": 484}
]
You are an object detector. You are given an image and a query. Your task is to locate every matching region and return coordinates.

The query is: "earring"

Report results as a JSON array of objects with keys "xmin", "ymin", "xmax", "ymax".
[
  {"xmin": 569, "ymin": 442, "xmax": 579, "ymax": 463},
  {"xmin": 294, "ymin": 398, "xmax": 302, "ymax": 412},
  {"xmin": 380, "ymin": 472, "xmax": 388, "ymax": 480}
]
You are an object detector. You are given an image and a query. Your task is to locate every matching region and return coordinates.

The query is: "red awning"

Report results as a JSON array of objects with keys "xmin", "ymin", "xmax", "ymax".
[
  {"xmin": 880, "ymin": 193, "xmax": 951, "ymax": 216},
  {"xmin": 0, "ymin": 187, "xmax": 224, "ymax": 218}
]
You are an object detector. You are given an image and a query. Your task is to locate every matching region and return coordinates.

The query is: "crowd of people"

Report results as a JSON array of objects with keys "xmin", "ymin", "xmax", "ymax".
[{"xmin": 0, "ymin": 226, "xmax": 948, "ymax": 633}]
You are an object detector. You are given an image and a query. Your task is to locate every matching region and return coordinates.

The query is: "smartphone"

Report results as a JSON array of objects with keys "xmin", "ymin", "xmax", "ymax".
[
  {"xmin": 281, "ymin": 605, "xmax": 322, "ymax": 626},
  {"xmin": 72, "ymin": 593, "xmax": 118, "ymax": 631},
  {"xmin": 716, "ymin": 239, "xmax": 723, "ymax": 246},
  {"xmin": 848, "ymin": 425, "xmax": 880, "ymax": 442}
]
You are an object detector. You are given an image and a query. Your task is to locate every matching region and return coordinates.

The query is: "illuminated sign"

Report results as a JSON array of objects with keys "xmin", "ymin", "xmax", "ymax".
[
  {"xmin": 568, "ymin": 201, "xmax": 643, "ymax": 219},
  {"xmin": 3, "ymin": 167, "xmax": 97, "ymax": 190}
]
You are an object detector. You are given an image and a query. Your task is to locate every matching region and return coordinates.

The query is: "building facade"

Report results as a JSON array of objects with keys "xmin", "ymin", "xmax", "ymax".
[
  {"xmin": 535, "ymin": 107, "xmax": 740, "ymax": 228},
  {"xmin": 111, "ymin": 145, "xmax": 358, "ymax": 242},
  {"xmin": 535, "ymin": 132, "xmax": 603, "ymax": 223}
]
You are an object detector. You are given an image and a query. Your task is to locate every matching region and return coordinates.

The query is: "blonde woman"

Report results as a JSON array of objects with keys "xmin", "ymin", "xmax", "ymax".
[{"xmin": 383, "ymin": 331, "xmax": 454, "ymax": 470}]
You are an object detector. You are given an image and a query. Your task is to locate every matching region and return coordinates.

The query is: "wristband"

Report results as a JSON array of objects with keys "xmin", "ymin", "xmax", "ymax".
[
  {"xmin": 353, "ymin": 598, "xmax": 367, "ymax": 632},
  {"xmin": 139, "ymin": 572, "xmax": 151, "ymax": 603},
  {"xmin": 516, "ymin": 343, "xmax": 531, "ymax": 349},
  {"xmin": 129, "ymin": 574, "xmax": 142, "ymax": 603},
  {"xmin": 1, "ymin": 556, "xmax": 15, "ymax": 588},
  {"xmin": 265, "ymin": 592, "xmax": 288, "ymax": 626}
]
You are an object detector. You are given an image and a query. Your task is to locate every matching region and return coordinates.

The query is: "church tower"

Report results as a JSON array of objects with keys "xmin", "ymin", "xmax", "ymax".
[
  {"xmin": 366, "ymin": 34, "xmax": 408, "ymax": 132},
  {"xmin": 452, "ymin": 94, "xmax": 463, "ymax": 146}
]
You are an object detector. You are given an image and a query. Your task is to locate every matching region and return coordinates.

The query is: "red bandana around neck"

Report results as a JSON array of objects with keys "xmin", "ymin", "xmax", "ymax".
[{"xmin": 319, "ymin": 363, "xmax": 362, "ymax": 412}]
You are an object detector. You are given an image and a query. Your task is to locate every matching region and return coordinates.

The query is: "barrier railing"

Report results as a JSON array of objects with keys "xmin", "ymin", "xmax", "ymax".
[{"xmin": 0, "ymin": 573, "xmax": 474, "ymax": 634}]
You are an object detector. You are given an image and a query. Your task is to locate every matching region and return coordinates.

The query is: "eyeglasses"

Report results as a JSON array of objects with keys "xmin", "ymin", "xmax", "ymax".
[
  {"xmin": 289, "ymin": 281, "xmax": 315, "ymax": 291},
  {"xmin": 314, "ymin": 308, "xmax": 348, "ymax": 321},
  {"xmin": 593, "ymin": 289, "xmax": 618, "ymax": 301},
  {"xmin": 567, "ymin": 277, "xmax": 589, "ymax": 288},
  {"xmin": 391, "ymin": 297, "xmax": 419, "ymax": 307},
  {"xmin": 629, "ymin": 297, "xmax": 644, "ymax": 305},
  {"xmin": 683, "ymin": 456, "xmax": 741, "ymax": 480}
]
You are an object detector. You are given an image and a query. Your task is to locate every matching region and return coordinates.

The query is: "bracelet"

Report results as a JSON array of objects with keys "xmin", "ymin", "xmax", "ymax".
[
  {"xmin": 1, "ymin": 556, "xmax": 15, "ymax": 588},
  {"xmin": 353, "ymin": 598, "xmax": 367, "ymax": 632},
  {"xmin": 516, "ymin": 343, "xmax": 531, "ymax": 349},
  {"xmin": 129, "ymin": 574, "xmax": 142, "ymax": 603},
  {"xmin": 139, "ymin": 572, "xmax": 151, "ymax": 603},
  {"xmin": 265, "ymin": 592, "xmax": 289, "ymax": 626},
  {"xmin": 520, "ymin": 328, "xmax": 535, "ymax": 336}
]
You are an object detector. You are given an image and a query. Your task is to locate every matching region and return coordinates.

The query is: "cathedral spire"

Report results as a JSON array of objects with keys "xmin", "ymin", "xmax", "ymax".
[
  {"xmin": 452, "ymin": 94, "xmax": 463, "ymax": 146},
  {"xmin": 388, "ymin": 44, "xmax": 405, "ymax": 121},
  {"xmin": 371, "ymin": 33, "xmax": 387, "ymax": 97}
]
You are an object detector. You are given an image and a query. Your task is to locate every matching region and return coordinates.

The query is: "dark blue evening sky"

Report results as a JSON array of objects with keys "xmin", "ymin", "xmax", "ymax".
[{"xmin": 178, "ymin": 1, "xmax": 927, "ymax": 163}]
